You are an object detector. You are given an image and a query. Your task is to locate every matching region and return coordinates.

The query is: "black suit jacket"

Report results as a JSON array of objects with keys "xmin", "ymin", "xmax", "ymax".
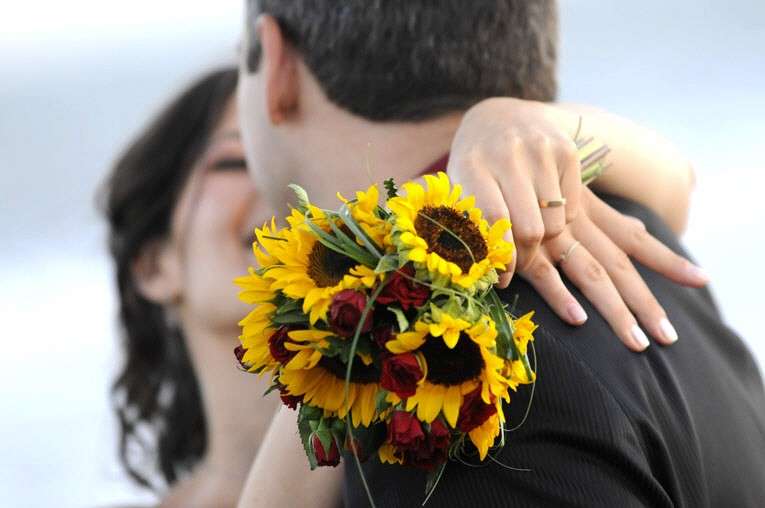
[{"xmin": 344, "ymin": 195, "xmax": 765, "ymax": 507}]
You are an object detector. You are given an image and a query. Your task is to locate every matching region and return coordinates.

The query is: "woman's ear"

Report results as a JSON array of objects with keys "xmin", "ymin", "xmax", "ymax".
[
  {"xmin": 131, "ymin": 239, "xmax": 183, "ymax": 305},
  {"xmin": 257, "ymin": 14, "xmax": 299, "ymax": 124}
]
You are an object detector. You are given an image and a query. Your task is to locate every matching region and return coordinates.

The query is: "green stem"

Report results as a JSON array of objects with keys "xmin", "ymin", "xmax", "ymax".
[{"xmin": 343, "ymin": 282, "xmax": 386, "ymax": 508}]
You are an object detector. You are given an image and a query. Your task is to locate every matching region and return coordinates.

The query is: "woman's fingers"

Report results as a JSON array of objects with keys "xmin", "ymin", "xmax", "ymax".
[
  {"xmin": 570, "ymin": 216, "xmax": 679, "ymax": 346},
  {"xmin": 448, "ymin": 159, "xmax": 517, "ymax": 288},
  {"xmin": 545, "ymin": 233, "xmax": 649, "ymax": 352},
  {"xmin": 555, "ymin": 137, "xmax": 582, "ymax": 224},
  {"xmin": 519, "ymin": 253, "xmax": 588, "ymax": 325},
  {"xmin": 495, "ymin": 147, "xmax": 545, "ymax": 273},
  {"xmin": 525, "ymin": 139, "xmax": 567, "ymax": 239},
  {"xmin": 584, "ymin": 187, "xmax": 709, "ymax": 287}
]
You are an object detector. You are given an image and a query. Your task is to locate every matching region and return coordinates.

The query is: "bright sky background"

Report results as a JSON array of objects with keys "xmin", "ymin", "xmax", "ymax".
[{"xmin": 1, "ymin": 1, "xmax": 763, "ymax": 507}]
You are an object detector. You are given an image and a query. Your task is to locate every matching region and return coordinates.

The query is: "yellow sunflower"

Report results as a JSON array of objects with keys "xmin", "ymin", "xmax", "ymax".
[
  {"xmin": 378, "ymin": 443, "xmax": 404, "ymax": 465},
  {"xmin": 236, "ymin": 301, "xmax": 278, "ymax": 374},
  {"xmin": 387, "ymin": 172, "xmax": 514, "ymax": 290},
  {"xmin": 505, "ymin": 312, "xmax": 537, "ymax": 389},
  {"xmin": 386, "ymin": 314, "xmax": 510, "ymax": 432},
  {"xmin": 248, "ymin": 216, "xmax": 283, "ymax": 270},
  {"xmin": 235, "ymin": 266, "xmax": 276, "ymax": 306},
  {"xmin": 468, "ymin": 408, "xmax": 503, "ymax": 460},
  {"xmin": 254, "ymin": 205, "xmax": 377, "ymax": 325},
  {"xmin": 279, "ymin": 328, "xmax": 381, "ymax": 427},
  {"xmin": 512, "ymin": 311, "xmax": 537, "ymax": 356}
]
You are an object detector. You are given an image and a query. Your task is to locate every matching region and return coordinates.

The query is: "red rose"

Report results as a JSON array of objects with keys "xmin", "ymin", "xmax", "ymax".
[
  {"xmin": 380, "ymin": 353, "xmax": 423, "ymax": 399},
  {"xmin": 312, "ymin": 433, "xmax": 341, "ymax": 467},
  {"xmin": 268, "ymin": 326, "xmax": 296, "ymax": 364},
  {"xmin": 456, "ymin": 387, "xmax": 497, "ymax": 433},
  {"xmin": 278, "ymin": 385, "xmax": 303, "ymax": 410},
  {"xmin": 404, "ymin": 419, "xmax": 451, "ymax": 471},
  {"xmin": 387, "ymin": 411, "xmax": 425, "ymax": 450},
  {"xmin": 329, "ymin": 290, "xmax": 373, "ymax": 338},
  {"xmin": 377, "ymin": 264, "xmax": 430, "ymax": 311}
]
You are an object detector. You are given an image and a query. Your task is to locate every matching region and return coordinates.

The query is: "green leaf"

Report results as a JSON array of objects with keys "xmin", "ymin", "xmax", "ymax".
[
  {"xmin": 276, "ymin": 298, "xmax": 303, "ymax": 315},
  {"xmin": 488, "ymin": 289, "xmax": 518, "ymax": 361},
  {"xmin": 301, "ymin": 404, "xmax": 323, "ymax": 421},
  {"xmin": 288, "ymin": 183, "xmax": 311, "ymax": 212},
  {"xmin": 330, "ymin": 417, "xmax": 347, "ymax": 437},
  {"xmin": 262, "ymin": 379, "xmax": 281, "ymax": 397},
  {"xmin": 272, "ymin": 311, "xmax": 309, "ymax": 325},
  {"xmin": 326, "ymin": 218, "xmax": 377, "ymax": 266},
  {"xmin": 384, "ymin": 177, "xmax": 398, "ymax": 199},
  {"xmin": 374, "ymin": 253, "xmax": 399, "ymax": 274},
  {"xmin": 387, "ymin": 306, "xmax": 410, "ymax": 333},
  {"xmin": 374, "ymin": 389, "xmax": 392, "ymax": 414},
  {"xmin": 339, "ymin": 204, "xmax": 383, "ymax": 259},
  {"xmin": 298, "ymin": 404, "xmax": 321, "ymax": 470},
  {"xmin": 303, "ymin": 218, "xmax": 351, "ymax": 255},
  {"xmin": 314, "ymin": 421, "xmax": 334, "ymax": 456}
]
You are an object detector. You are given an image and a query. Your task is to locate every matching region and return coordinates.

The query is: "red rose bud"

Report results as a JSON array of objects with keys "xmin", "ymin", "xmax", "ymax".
[
  {"xmin": 428, "ymin": 419, "xmax": 451, "ymax": 449},
  {"xmin": 456, "ymin": 386, "xmax": 498, "ymax": 433},
  {"xmin": 377, "ymin": 264, "xmax": 430, "ymax": 311},
  {"xmin": 371, "ymin": 306, "xmax": 398, "ymax": 349},
  {"xmin": 268, "ymin": 326, "xmax": 296, "ymax": 364},
  {"xmin": 387, "ymin": 411, "xmax": 425, "ymax": 450},
  {"xmin": 372, "ymin": 323, "xmax": 395, "ymax": 349},
  {"xmin": 278, "ymin": 385, "xmax": 303, "ymax": 410},
  {"xmin": 404, "ymin": 419, "xmax": 451, "ymax": 471},
  {"xmin": 234, "ymin": 345, "xmax": 249, "ymax": 368},
  {"xmin": 329, "ymin": 290, "xmax": 373, "ymax": 338},
  {"xmin": 312, "ymin": 433, "xmax": 341, "ymax": 467},
  {"xmin": 380, "ymin": 353, "xmax": 423, "ymax": 399}
]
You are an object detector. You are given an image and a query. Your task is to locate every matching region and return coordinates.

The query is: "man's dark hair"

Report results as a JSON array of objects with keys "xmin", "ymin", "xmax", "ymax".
[{"xmin": 246, "ymin": 0, "xmax": 558, "ymax": 121}]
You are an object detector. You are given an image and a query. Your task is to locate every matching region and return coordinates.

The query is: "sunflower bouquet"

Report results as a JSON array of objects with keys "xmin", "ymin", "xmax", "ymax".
[{"xmin": 234, "ymin": 135, "xmax": 607, "ymax": 499}]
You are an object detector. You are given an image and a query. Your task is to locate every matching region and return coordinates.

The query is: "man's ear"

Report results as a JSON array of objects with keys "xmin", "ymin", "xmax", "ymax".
[
  {"xmin": 131, "ymin": 239, "xmax": 183, "ymax": 305},
  {"xmin": 257, "ymin": 14, "xmax": 299, "ymax": 124}
]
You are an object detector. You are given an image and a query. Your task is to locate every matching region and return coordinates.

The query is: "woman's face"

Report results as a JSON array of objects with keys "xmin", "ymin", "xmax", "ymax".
[{"xmin": 170, "ymin": 96, "xmax": 270, "ymax": 336}]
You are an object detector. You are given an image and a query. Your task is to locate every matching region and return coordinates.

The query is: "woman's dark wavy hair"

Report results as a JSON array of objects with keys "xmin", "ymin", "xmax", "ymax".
[{"xmin": 97, "ymin": 67, "xmax": 238, "ymax": 491}]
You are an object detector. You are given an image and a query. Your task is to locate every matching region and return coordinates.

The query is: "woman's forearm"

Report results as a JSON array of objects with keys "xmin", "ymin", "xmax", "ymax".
[{"xmin": 237, "ymin": 405, "xmax": 344, "ymax": 508}]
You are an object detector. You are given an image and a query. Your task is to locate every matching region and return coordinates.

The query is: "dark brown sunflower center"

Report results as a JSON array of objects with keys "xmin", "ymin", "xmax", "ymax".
[
  {"xmin": 414, "ymin": 205, "xmax": 488, "ymax": 273},
  {"xmin": 319, "ymin": 355, "xmax": 380, "ymax": 384},
  {"xmin": 307, "ymin": 232, "xmax": 358, "ymax": 288},
  {"xmin": 419, "ymin": 333, "xmax": 483, "ymax": 385}
]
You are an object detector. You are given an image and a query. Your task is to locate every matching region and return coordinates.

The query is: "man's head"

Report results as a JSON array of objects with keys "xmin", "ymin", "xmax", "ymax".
[{"xmin": 238, "ymin": 0, "xmax": 558, "ymax": 208}]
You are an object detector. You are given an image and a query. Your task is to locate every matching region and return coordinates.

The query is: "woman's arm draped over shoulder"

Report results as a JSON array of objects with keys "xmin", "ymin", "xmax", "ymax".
[
  {"xmin": 237, "ymin": 406, "xmax": 344, "ymax": 508},
  {"xmin": 449, "ymin": 98, "xmax": 706, "ymax": 351}
]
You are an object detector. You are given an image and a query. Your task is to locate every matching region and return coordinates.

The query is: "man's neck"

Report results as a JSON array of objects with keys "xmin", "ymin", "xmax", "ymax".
[{"xmin": 286, "ymin": 102, "xmax": 464, "ymax": 207}]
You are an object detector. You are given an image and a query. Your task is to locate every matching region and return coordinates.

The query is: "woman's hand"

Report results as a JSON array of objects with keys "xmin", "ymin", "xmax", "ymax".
[{"xmin": 448, "ymin": 98, "xmax": 708, "ymax": 351}]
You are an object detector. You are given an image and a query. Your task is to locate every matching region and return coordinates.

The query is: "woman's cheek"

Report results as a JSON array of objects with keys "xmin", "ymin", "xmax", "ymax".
[{"xmin": 183, "ymin": 188, "xmax": 254, "ymax": 330}]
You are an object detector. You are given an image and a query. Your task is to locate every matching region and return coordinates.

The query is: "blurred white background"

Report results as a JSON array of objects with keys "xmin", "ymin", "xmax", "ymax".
[{"xmin": 0, "ymin": 1, "xmax": 762, "ymax": 507}]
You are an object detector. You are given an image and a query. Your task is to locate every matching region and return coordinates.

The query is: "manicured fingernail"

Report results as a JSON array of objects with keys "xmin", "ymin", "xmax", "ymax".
[
  {"xmin": 686, "ymin": 263, "xmax": 709, "ymax": 283},
  {"xmin": 566, "ymin": 302, "xmax": 588, "ymax": 324},
  {"xmin": 659, "ymin": 318, "xmax": 678, "ymax": 343},
  {"xmin": 631, "ymin": 324, "xmax": 650, "ymax": 350}
]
